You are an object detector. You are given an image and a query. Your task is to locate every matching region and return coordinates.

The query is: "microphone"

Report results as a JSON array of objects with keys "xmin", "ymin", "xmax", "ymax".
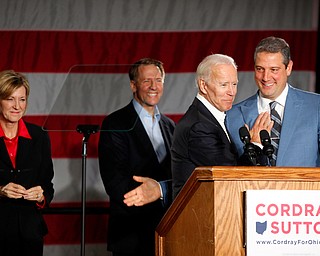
[
  {"xmin": 259, "ymin": 130, "xmax": 275, "ymax": 166},
  {"xmin": 239, "ymin": 126, "xmax": 257, "ymax": 165},
  {"xmin": 239, "ymin": 126, "xmax": 250, "ymax": 145}
]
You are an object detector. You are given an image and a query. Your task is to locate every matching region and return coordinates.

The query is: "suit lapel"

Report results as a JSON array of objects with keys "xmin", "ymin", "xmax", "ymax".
[
  {"xmin": 240, "ymin": 94, "xmax": 259, "ymax": 128},
  {"xmin": 159, "ymin": 117, "xmax": 173, "ymax": 153},
  {"xmin": 15, "ymin": 137, "xmax": 32, "ymax": 169},
  {"xmin": 0, "ymin": 139, "xmax": 13, "ymax": 168},
  {"xmin": 128, "ymin": 104, "xmax": 159, "ymax": 162},
  {"xmin": 276, "ymin": 87, "xmax": 302, "ymax": 164},
  {"xmin": 194, "ymin": 98, "xmax": 232, "ymax": 145}
]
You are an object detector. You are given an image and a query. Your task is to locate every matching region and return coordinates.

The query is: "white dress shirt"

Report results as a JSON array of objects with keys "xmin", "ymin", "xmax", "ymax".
[{"xmin": 257, "ymin": 83, "xmax": 288, "ymax": 120}]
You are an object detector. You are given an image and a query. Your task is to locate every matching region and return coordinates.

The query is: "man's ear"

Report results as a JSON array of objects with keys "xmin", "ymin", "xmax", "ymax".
[
  {"xmin": 198, "ymin": 79, "xmax": 207, "ymax": 95},
  {"xmin": 286, "ymin": 60, "xmax": 293, "ymax": 76},
  {"xmin": 130, "ymin": 80, "xmax": 137, "ymax": 93}
]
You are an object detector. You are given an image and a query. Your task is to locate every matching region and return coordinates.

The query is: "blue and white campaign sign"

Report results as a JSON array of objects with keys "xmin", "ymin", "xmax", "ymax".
[{"xmin": 246, "ymin": 190, "xmax": 320, "ymax": 256}]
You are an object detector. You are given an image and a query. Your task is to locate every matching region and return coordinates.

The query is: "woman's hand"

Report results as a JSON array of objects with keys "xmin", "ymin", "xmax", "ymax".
[
  {"xmin": 24, "ymin": 186, "xmax": 44, "ymax": 202},
  {"xmin": 0, "ymin": 182, "xmax": 27, "ymax": 199},
  {"xmin": 0, "ymin": 183, "xmax": 44, "ymax": 202}
]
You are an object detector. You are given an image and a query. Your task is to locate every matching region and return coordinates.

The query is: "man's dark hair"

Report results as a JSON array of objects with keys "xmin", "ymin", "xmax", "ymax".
[
  {"xmin": 254, "ymin": 36, "xmax": 291, "ymax": 67},
  {"xmin": 129, "ymin": 58, "xmax": 165, "ymax": 82}
]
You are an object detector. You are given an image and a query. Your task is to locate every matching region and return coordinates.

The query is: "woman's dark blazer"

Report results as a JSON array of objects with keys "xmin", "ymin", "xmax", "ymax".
[{"xmin": 0, "ymin": 121, "xmax": 54, "ymax": 242}]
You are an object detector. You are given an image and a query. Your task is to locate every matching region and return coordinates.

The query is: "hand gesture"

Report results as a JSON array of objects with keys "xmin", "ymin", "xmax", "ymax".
[
  {"xmin": 249, "ymin": 112, "xmax": 274, "ymax": 144},
  {"xmin": 123, "ymin": 176, "xmax": 161, "ymax": 207}
]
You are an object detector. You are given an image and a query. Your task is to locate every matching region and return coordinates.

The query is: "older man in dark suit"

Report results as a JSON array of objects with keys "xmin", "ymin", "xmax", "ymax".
[
  {"xmin": 171, "ymin": 54, "xmax": 239, "ymax": 198},
  {"xmin": 98, "ymin": 58, "xmax": 175, "ymax": 256}
]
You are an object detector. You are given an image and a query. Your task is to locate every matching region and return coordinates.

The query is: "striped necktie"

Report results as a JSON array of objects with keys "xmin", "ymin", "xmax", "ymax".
[{"xmin": 269, "ymin": 101, "xmax": 282, "ymax": 165}]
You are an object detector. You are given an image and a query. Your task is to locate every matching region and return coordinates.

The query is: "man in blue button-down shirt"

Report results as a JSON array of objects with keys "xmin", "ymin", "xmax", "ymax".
[{"xmin": 98, "ymin": 58, "xmax": 175, "ymax": 256}]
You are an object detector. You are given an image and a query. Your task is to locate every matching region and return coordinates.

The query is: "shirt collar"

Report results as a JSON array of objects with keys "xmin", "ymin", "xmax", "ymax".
[
  {"xmin": 0, "ymin": 119, "xmax": 32, "ymax": 139},
  {"xmin": 259, "ymin": 83, "xmax": 288, "ymax": 109},
  {"xmin": 132, "ymin": 99, "xmax": 161, "ymax": 121},
  {"xmin": 196, "ymin": 93, "xmax": 226, "ymax": 123}
]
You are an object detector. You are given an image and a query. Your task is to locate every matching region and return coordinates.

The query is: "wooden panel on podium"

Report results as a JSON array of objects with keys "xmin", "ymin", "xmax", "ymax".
[{"xmin": 155, "ymin": 166, "xmax": 320, "ymax": 256}]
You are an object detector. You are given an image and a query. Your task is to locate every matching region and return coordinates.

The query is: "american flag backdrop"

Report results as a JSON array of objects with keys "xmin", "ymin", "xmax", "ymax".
[{"xmin": 0, "ymin": 0, "xmax": 318, "ymax": 255}]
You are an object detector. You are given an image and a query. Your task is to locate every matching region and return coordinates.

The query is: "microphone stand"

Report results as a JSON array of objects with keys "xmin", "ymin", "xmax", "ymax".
[
  {"xmin": 263, "ymin": 146, "xmax": 275, "ymax": 166},
  {"xmin": 76, "ymin": 124, "xmax": 100, "ymax": 256},
  {"xmin": 260, "ymin": 130, "xmax": 275, "ymax": 167},
  {"xmin": 244, "ymin": 143, "xmax": 257, "ymax": 166},
  {"xmin": 239, "ymin": 126, "xmax": 257, "ymax": 166}
]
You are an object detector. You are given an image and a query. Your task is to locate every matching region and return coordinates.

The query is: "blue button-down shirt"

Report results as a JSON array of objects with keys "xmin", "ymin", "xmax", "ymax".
[{"xmin": 133, "ymin": 99, "xmax": 167, "ymax": 163}]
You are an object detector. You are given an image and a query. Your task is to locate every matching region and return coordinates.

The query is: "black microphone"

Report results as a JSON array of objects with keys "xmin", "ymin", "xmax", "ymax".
[
  {"xmin": 239, "ymin": 126, "xmax": 257, "ymax": 165},
  {"xmin": 259, "ymin": 130, "xmax": 275, "ymax": 166}
]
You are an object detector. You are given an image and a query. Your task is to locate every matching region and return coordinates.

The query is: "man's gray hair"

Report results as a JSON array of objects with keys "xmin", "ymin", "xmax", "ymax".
[{"xmin": 196, "ymin": 54, "xmax": 237, "ymax": 86}]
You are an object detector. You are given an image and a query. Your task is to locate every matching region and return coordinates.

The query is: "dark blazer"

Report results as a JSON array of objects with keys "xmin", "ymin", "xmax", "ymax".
[
  {"xmin": 98, "ymin": 101, "xmax": 175, "ymax": 255},
  {"xmin": 171, "ymin": 98, "xmax": 237, "ymax": 198},
  {"xmin": 0, "ymin": 121, "xmax": 54, "ymax": 250}
]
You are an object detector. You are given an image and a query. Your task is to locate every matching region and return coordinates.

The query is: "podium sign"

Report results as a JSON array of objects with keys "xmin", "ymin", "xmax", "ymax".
[{"xmin": 246, "ymin": 190, "xmax": 320, "ymax": 256}]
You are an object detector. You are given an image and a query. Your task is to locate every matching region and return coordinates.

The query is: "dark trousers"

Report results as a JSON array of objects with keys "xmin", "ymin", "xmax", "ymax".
[
  {"xmin": 0, "ymin": 212, "xmax": 44, "ymax": 256},
  {"xmin": 0, "ymin": 239, "xmax": 43, "ymax": 256}
]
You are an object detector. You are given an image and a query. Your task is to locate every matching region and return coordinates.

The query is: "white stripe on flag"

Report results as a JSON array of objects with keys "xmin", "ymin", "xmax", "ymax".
[
  {"xmin": 25, "ymin": 71, "xmax": 314, "ymax": 115},
  {"xmin": 0, "ymin": 0, "xmax": 317, "ymax": 31}
]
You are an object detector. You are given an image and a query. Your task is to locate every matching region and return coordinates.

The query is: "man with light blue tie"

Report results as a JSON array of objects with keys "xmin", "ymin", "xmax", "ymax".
[{"xmin": 226, "ymin": 36, "xmax": 320, "ymax": 167}]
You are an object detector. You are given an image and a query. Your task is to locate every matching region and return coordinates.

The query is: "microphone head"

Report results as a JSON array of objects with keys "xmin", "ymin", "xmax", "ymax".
[
  {"xmin": 259, "ymin": 129, "xmax": 274, "ymax": 158},
  {"xmin": 259, "ymin": 130, "xmax": 271, "ymax": 146},
  {"xmin": 239, "ymin": 126, "xmax": 250, "ymax": 144}
]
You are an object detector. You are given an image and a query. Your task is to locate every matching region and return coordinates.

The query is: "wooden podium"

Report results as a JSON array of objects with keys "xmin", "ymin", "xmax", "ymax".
[{"xmin": 155, "ymin": 166, "xmax": 320, "ymax": 256}]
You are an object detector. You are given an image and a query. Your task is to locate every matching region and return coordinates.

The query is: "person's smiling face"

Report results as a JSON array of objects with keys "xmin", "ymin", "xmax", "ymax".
[
  {"xmin": 0, "ymin": 86, "xmax": 27, "ymax": 123},
  {"xmin": 130, "ymin": 64, "xmax": 164, "ymax": 115},
  {"xmin": 254, "ymin": 52, "xmax": 293, "ymax": 100},
  {"xmin": 199, "ymin": 63, "xmax": 238, "ymax": 112}
]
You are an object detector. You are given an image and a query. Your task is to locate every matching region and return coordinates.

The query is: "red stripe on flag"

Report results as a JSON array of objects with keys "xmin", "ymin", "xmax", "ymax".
[
  {"xmin": 0, "ymin": 30, "xmax": 316, "ymax": 73},
  {"xmin": 44, "ymin": 202, "xmax": 109, "ymax": 245}
]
